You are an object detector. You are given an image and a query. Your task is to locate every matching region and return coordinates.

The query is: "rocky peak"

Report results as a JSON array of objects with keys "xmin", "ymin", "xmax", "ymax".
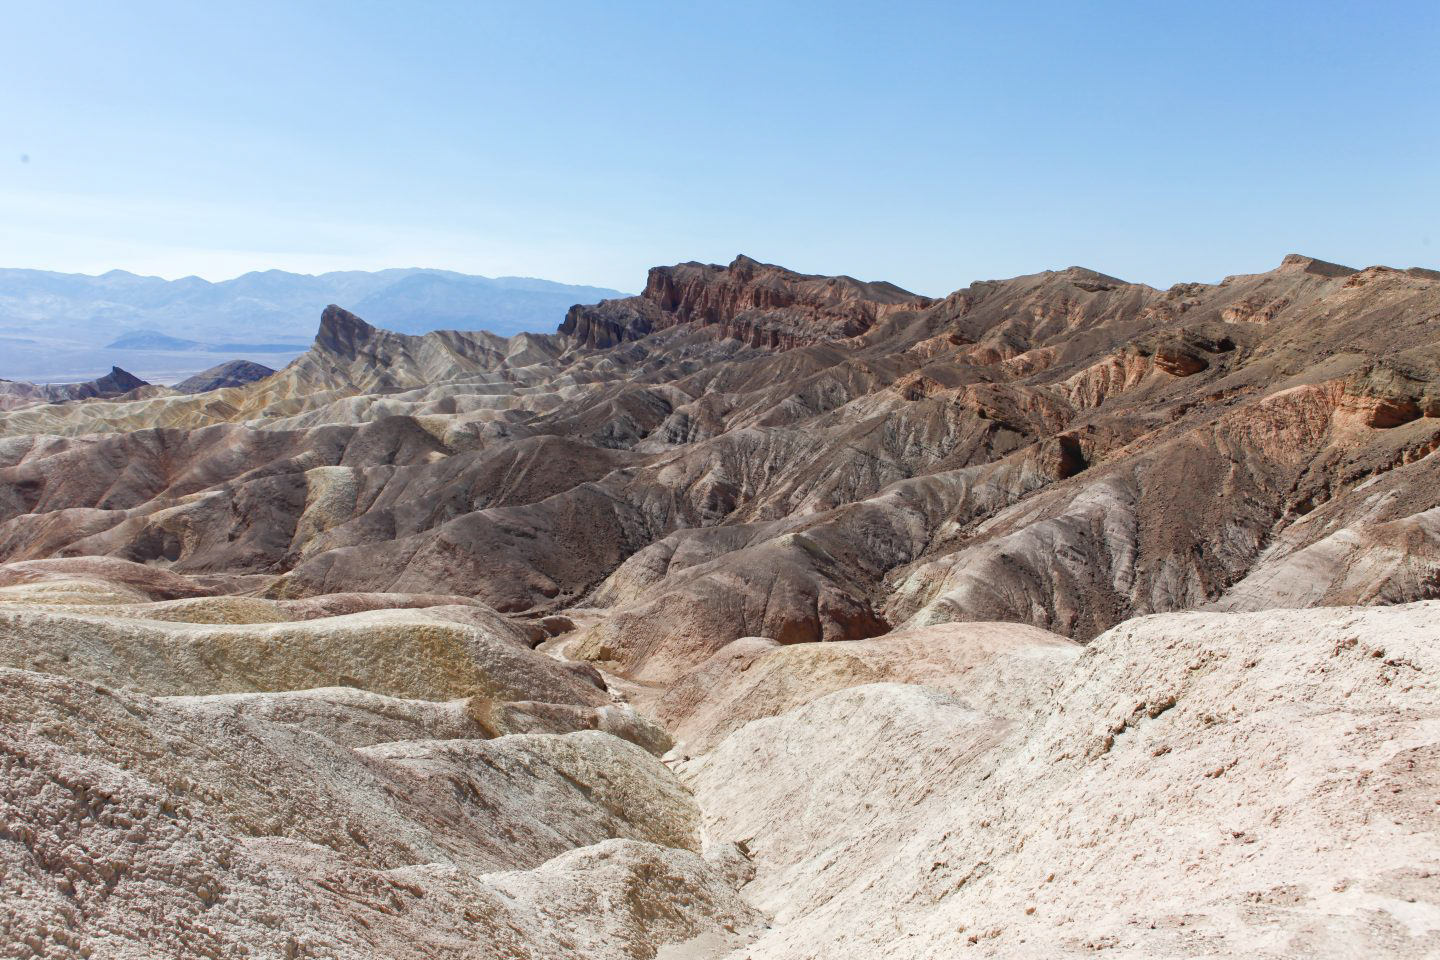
[
  {"xmin": 314, "ymin": 304, "xmax": 380, "ymax": 358},
  {"xmin": 173, "ymin": 360, "xmax": 277, "ymax": 395},
  {"xmin": 1277, "ymin": 253, "xmax": 1357, "ymax": 278},
  {"xmin": 1055, "ymin": 266, "xmax": 1129, "ymax": 293},
  {"xmin": 561, "ymin": 255, "xmax": 932, "ymax": 350},
  {"xmin": 98, "ymin": 366, "xmax": 147, "ymax": 393},
  {"xmin": 0, "ymin": 365, "xmax": 149, "ymax": 408}
]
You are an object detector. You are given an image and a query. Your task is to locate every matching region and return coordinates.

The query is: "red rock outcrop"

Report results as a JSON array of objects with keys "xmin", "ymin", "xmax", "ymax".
[{"xmin": 560, "ymin": 254, "xmax": 933, "ymax": 349}]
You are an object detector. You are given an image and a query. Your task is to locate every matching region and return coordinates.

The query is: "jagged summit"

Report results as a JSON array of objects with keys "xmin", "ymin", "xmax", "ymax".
[
  {"xmin": 277, "ymin": 303, "xmax": 567, "ymax": 394},
  {"xmin": 721, "ymin": 253, "xmax": 922, "ymax": 300},
  {"xmin": 1054, "ymin": 266, "xmax": 1129, "ymax": 290},
  {"xmin": 98, "ymin": 366, "xmax": 147, "ymax": 392},
  {"xmin": 314, "ymin": 304, "xmax": 380, "ymax": 356},
  {"xmin": 0, "ymin": 365, "xmax": 148, "ymax": 410},
  {"xmin": 561, "ymin": 254, "xmax": 933, "ymax": 350},
  {"xmin": 1278, "ymin": 252, "xmax": 1358, "ymax": 277}
]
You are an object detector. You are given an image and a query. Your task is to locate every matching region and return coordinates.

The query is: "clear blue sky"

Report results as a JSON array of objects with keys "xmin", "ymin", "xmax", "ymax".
[{"xmin": 2, "ymin": 0, "xmax": 1436, "ymax": 295}]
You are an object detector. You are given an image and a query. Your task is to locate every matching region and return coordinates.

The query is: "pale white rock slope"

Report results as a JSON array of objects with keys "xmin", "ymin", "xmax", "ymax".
[
  {"xmin": 686, "ymin": 602, "xmax": 1440, "ymax": 959},
  {"xmin": 2, "ymin": 560, "xmax": 1437, "ymax": 958},
  {"xmin": 0, "ymin": 668, "xmax": 764, "ymax": 959}
]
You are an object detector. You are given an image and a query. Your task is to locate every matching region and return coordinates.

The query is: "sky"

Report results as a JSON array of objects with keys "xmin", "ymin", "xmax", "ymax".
[{"xmin": 1, "ymin": 0, "xmax": 1437, "ymax": 296}]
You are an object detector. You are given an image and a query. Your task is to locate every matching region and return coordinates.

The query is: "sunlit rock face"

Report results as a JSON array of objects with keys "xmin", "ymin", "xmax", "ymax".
[{"xmin": 2, "ymin": 252, "xmax": 1440, "ymax": 957}]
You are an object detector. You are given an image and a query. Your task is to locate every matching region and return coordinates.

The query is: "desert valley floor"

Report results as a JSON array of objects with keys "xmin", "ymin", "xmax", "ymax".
[{"xmin": 3, "ymin": 253, "xmax": 1439, "ymax": 958}]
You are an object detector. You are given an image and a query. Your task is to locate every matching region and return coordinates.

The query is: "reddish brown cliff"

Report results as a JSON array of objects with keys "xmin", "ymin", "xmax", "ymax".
[{"xmin": 560, "ymin": 254, "xmax": 933, "ymax": 349}]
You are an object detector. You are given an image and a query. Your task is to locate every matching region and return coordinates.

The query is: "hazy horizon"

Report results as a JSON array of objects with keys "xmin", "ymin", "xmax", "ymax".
[
  {"xmin": 0, "ymin": 249, "xmax": 1424, "ymax": 302},
  {"xmin": 0, "ymin": 262, "xmax": 637, "ymax": 292},
  {"xmin": 0, "ymin": 264, "xmax": 631, "ymax": 383},
  {"xmin": 3, "ymin": 0, "xmax": 1436, "ymax": 297}
]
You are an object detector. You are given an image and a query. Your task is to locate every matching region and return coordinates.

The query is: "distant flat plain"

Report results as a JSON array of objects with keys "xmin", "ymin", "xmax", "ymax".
[{"xmin": 0, "ymin": 333, "xmax": 308, "ymax": 384}]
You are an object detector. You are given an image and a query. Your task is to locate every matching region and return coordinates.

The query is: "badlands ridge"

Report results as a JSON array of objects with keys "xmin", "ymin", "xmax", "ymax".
[{"xmin": 2, "ymin": 253, "xmax": 1439, "ymax": 957}]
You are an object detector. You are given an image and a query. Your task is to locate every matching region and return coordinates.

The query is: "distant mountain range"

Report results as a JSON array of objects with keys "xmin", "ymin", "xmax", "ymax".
[{"xmin": 0, "ymin": 267, "xmax": 629, "ymax": 383}]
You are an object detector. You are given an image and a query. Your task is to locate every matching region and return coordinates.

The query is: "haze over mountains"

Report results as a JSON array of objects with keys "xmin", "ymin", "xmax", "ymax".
[
  {"xmin": 0, "ymin": 266, "xmax": 627, "ymax": 383},
  {"xmin": 2, "ymin": 252, "xmax": 1439, "ymax": 958}
]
